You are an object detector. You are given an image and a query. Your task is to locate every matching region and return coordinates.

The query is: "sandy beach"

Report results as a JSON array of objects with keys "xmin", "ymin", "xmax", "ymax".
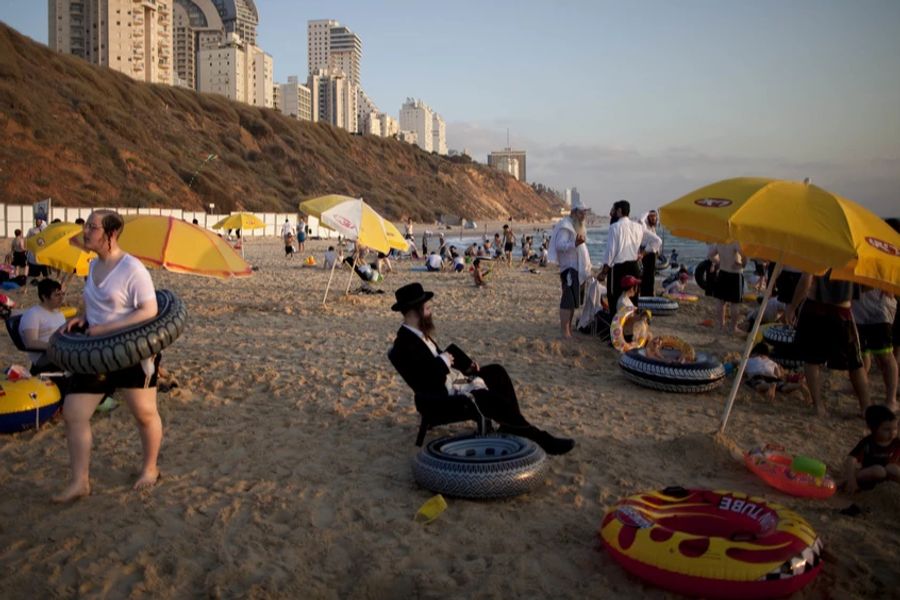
[{"xmin": 1, "ymin": 235, "xmax": 898, "ymax": 599}]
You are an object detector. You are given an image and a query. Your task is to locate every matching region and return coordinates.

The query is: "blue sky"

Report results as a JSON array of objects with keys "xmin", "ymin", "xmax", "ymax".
[{"xmin": 3, "ymin": 0, "xmax": 899, "ymax": 215}]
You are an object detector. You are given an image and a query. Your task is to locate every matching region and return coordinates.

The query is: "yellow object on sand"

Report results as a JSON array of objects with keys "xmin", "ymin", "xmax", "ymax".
[
  {"xmin": 305, "ymin": 255, "xmax": 317, "ymax": 266},
  {"xmin": 300, "ymin": 195, "xmax": 408, "ymax": 254},
  {"xmin": 211, "ymin": 212, "xmax": 266, "ymax": 232},
  {"xmin": 26, "ymin": 222, "xmax": 96, "ymax": 276},
  {"xmin": 660, "ymin": 177, "xmax": 900, "ymax": 295},
  {"xmin": 414, "ymin": 494, "xmax": 448, "ymax": 524},
  {"xmin": 60, "ymin": 306, "xmax": 77, "ymax": 319}
]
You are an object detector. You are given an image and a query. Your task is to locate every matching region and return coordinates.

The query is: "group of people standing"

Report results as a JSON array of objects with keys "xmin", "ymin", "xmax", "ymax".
[{"xmin": 281, "ymin": 218, "xmax": 308, "ymax": 258}]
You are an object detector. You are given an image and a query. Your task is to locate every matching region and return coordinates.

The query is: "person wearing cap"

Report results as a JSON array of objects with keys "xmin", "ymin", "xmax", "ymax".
[
  {"xmin": 617, "ymin": 275, "xmax": 642, "ymax": 313},
  {"xmin": 640, "ymin": 210, "xmax": 662, "ymax": 297},
  {"xmin": 599, "ymin": 200, "xmax": 661, "ymax": 313},
  {"xmin": 548, "ymin": 197, "xmax": 591, "ymax": 338},
  {"xmin": 388, "ymin": 283, "xmax": 575, "ymax": 455},
  {"xmin": 664, "ymin": 271, "xmax": 691, "ymax": 296}
]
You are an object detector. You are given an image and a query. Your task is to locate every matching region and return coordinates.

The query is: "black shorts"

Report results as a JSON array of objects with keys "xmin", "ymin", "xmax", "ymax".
[
  {"xmin": 714, "ymin": 270, "xmax": 744, "ymax": 303},
  {"xmin": 68, "ymin": 354, "xmax": 162, "ymax": 396},
  {"xmin": 12, "ymin": 251, "xmax": 26, "ymax": 267},
  {"xmin": 27, "ymin": 263, "xmax": 48, "ymax": 278},
  {"xmin": 504, "ymin": 242, "xmax": 514, "ymax": 253},
  {"xmin": 775, "ymin": 270, "xmax": 802, "ymax": 304},
  {"xmin": 560, "ymin": 268, "xmax": 581, "ymax": 310},
  {"xmin": 284, "ymin": 244, "xmax": 294, "ymax": 255},
  {"xmin": 857, "ymin": 323, "xmax": 893, "ymax": 355},
  {"xmin": 794, "ymin": 301, "xmax": 863, "ymax": 370},
  {"xmin": 893, "ymin": 310, "xmax": 900, "ymax": 348}
]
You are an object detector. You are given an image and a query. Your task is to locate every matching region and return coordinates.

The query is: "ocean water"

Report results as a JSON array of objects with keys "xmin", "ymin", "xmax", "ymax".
[{"xmin": 432, "ymin": 225, "xmax": 711, "ymax": 269}]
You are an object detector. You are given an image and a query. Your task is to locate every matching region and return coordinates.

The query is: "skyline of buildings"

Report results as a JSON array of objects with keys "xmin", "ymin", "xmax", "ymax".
[
  {"xmin": 46, "ymin": 3, "xmax": 479, "ymax": 163},
  {"xmin": 488, "ymin": 148, "xmax": 527, "ymax": 183}
]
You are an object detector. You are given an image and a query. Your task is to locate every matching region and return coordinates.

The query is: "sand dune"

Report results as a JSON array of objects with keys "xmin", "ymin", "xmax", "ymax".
[{"xmin": 1, "ymin": 237, "xmax": 897, "ymax": 599}]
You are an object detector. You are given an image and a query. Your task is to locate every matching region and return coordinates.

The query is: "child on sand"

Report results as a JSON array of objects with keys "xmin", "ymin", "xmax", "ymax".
[
  {"xmin": 844, "ymin": 404, "xmax": 900, "ymax": 493},
  {"xmin": 744, "ymin": 343, "xmax": 811, "ymax": 402},
  {"xmin": 664, "ymin": 271, "xmax": 690, "ymax": 295},
  {"xmin": 473, "ymin": 258, "xmax": 490, "ymax": 287}
]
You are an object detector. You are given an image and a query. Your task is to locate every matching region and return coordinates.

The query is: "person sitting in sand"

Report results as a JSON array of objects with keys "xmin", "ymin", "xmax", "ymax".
[
  {"xmin": 323, "ymin": 246, "xmax": 338, "ymax": 271},
  {"xmin": 54, "ymin": 210, "xmax": 163, "ymax": 502},
  {"xmin": 388, "ymin": 283, "xmax": 574, "ymax": 455},
  {"xmin": 425, "ymin": 251, "xmax": 444, "ymax": 272},
  {"xmin": 617, "ymin": 275, "xmax": 641, "ymax": 313},
  {"xmin": 664, "ymin": 271, "xmax": 691, "ymax": 296},
  {"xmin": 744, "ymin": 342, "xmax": 811, "ymax": 402},
  {"xmin": 18, "ymin": 278, "xmax": 66, "ymax": 375},
  {"xmin": 450, "ymin": 248, "xmax": 465, "ymax": 273},
  {"xmin": 472, "ymin": 258, "xmax": 491, "ymax": 287},
  {"xmin": 844, "ymin": 404, "xmax": 900, "ymax": 493}
]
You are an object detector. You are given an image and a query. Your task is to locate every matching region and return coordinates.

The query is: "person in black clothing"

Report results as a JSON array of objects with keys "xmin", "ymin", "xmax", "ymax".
[
  {"xmin": 844, "ymin": 405, "xmax": 900, "ymax": 492},
  {"xmin": 387, "ymin": 283, "xmax": 575, "ymax": 455}
]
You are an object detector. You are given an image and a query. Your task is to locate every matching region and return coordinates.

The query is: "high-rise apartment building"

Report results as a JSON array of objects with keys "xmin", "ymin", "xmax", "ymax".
[
  {"xmin": 307, "ymin": 19, "xmax": 362, "ymax": 87},
  {"xmin": 308, "ymin": 69, "xmax": 358, "ymax": 132},
  {"xmin": 564, "ymin": 187, "xmax": 580, "ymax": 208},
  {"xmin": 278, "ymin": 76, "xmax": 313, "ymax": 122},
  {"xmin": 173, "ymin": 0, "xmax": 226, "ymax": 89},
  {"xmin": 209, "ymin": 0, "xmax": 258, "ymax": 45},
  {"xmin": 488, "ymin": 148, "xmax": 527, "ymax": 182},
  {"xmin": 198, "ymin": 33, "xmax": 272, "ymax": 107},
  {"xmin": 49, "ymin": 0, "xmax": 173, "ymax": 85},
  {"xmin": 432, "ymin": 113, "xmax": 447, "ymax": 156},
  {"xmin": 400, "ymin": 98, "xmax": 450, "ymax": 154}
]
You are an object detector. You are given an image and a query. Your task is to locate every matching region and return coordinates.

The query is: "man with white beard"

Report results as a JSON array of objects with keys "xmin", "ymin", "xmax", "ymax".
[{"xmin": 549, "ymin": 197, "xmax": 591, "ymax": 338}]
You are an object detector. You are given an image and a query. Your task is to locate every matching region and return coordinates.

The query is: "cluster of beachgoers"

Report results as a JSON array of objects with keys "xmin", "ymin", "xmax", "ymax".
[{"xmin": 0, "ymin": 206, "xmax": 898, "ymax": 598}]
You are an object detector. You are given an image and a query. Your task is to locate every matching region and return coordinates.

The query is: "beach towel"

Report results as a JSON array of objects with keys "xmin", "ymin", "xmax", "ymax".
[
  {"xmin": 549, "ymin": 217, "xmax": 592, "ymax": 285},
  {"xmin": 577, "ymin": 278, "xmax": 607, "ymax": 331}
]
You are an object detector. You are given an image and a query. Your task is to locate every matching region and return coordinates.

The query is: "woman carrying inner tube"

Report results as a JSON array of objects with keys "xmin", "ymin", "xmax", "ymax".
[{"xmin": 54, "ymin": 210, "xmax": 162, "ymax": 503}]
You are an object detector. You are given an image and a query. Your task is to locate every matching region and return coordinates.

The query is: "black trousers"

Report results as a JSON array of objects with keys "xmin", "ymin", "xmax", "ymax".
[
  {"xmin": 607, "ymin": 260, "xmax": 641, "ymax": 312},
  {"xmin": 433, "ymin": 364, "xmax": 530, "ymax": 428},
  {"xmin": 640, "ymin": 253, "xmax": 657, "ymax": 297}
]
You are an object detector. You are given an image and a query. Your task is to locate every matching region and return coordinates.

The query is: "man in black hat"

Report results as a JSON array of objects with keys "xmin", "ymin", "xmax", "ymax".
[{"xmin": 388, "ymin": 282, "xmax": 575, "ymax": 455}]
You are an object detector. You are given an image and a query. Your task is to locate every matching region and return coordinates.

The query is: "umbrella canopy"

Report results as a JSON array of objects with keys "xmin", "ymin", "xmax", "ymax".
[
  {"xmin": 659, "ymin": 177, "xmax": 900, "ymax": 433},
  {"xmin": 660, "ymin": 177, "xmax": 900, "ymax": 294},
  {"xmin": 212, "ymin": 212, "xmax": 266, "ymax": 231},
  {"xmin": 26, "ymin": 222, "xmax": 96, "ymax": 276},
  {"xmin": 300, "ymin": 195, "xmax": 407, "ymax": 254},
  {"xmin": 73, "ymin": 215, "xmax": 252, "ymax": 279}
]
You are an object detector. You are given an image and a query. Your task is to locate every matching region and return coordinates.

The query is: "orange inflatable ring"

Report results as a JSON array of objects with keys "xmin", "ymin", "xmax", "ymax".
[
  {"xmin": 599, "ymin": 487, "xmax": 823, "ymax": 599},
  {"xmin": 610, "ymin": 307, "xmax": 650, "ymax": 353},
  {"xmin": 744, "ymin": 445, "xmax": 836, "ymax": 499}
]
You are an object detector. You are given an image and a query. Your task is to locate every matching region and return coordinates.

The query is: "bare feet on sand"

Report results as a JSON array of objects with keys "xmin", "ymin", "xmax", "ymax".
[
  {"xmin": 133, "ymin": 469, "xmax": 160, "ymax": 491},
  {"xmin": 52, "ymin": 480, "xmax": 91, "ymax": 503}
]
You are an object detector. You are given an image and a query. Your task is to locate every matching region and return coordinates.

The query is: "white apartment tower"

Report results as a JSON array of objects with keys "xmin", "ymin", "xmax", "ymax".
[
  {"xmin": 564, "ymin": 187, "xmax": 580, "ymax": 208},
  {"xmin": 209, "ymin": 0, "xmax": 258, "ymax": 45},
  {"xmin": 198, "ymin": 33, "xmax": 272, "ymax": 107},
  {"xmin": 279, "ymin": 76, "xmax": 313, "ymax": 122},
  {"xmin": 399, "ymin": 98, "xmax": 437, "ymax": 153},
  {"xmin": 49, "ymin": 0, "xmax": 174, "ymax": 85},
  {"xmin": 307, "ymin": 19, "xmax": 362, "ymax": 87},
  {"xmin": 173, "ymin": 0, "xmax": 226, "ymax": 89},
  {"xmin": 432, "ymin": 113, "xmax": 447, "ymax": 155},
  {"xmin": 308, "ymin": 69, "xmax": 358, "ymax": 132}
]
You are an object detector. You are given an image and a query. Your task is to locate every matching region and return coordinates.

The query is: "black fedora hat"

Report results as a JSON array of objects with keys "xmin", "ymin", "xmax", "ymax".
[{"xmin": 391, "ymin": 282, "xmax": 434, "ymax": 312}]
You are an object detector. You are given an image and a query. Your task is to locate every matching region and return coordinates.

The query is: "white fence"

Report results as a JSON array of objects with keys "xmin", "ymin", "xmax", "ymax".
[{"xmin": 0, "ymin": 204, "xmax": 339, "ymax": 239}]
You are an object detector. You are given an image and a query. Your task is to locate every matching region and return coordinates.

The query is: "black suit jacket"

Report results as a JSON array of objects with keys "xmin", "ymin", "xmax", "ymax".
[{"xmin": 388, "ymin": 326, "xmax": 453, "ymax": 401}]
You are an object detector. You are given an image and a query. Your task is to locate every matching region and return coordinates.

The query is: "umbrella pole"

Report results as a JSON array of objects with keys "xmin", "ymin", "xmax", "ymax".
[
  {"xmin": 322, "ymin": 254, "xmax": 339, "ymax": 305},
  {"xmin": 718, "ymin": 260, "xmax": 783, "ymax": 434},
  {"xmin": 345, "ymin": 255, "xmax": 358, "ymax": 295}
]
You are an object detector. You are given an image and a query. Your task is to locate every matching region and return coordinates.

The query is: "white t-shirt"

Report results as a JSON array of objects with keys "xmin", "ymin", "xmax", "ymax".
[
  {"xmin": 19, "ymin": 305, "xmax": 66, "ymax": 364},
  {"xmin": 281, "ymin": 222, "xmax": 295, "ymax": 237},
  {"xmin": 617, "ymin": 294, "xmax": 635, "ymax": 313},
  {"xmin": 603, "ymin": 217, "xmax": 661, "ymax": 266},
  {"xmin": 426, "ymin": 254, "xmax": 443, "ymax": 269},
  {"xmin": 747, "ymin": 356, "xmax": 779, "ymax": 379},
  {"xmin": 84, "ymin": 254, "xmax": 156, "ymax": 327},
  {"xmin": 665, "ymin": 280, "xmax": 686, "ymax": 295},
  {"xmin": 453, "ymin": 255, "xmax": 465, "ymax": 268}
]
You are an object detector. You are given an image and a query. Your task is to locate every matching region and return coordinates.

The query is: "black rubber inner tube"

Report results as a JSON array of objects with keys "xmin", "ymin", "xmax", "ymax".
[{"xmin": 48, "ymin": 289, "xmax": 187, "ymax": 375}]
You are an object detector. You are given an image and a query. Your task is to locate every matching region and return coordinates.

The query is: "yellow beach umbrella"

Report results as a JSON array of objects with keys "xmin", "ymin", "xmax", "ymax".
[
  {"xmin": 659, "ymin": 177, "xmax": 900, "ymax": 433},
  {"xmin": 300, "ymin": 194, "xmax": 408, "ymax": 303},
  {"xmin": 72, "ymin": 215, "xmax": 252, "ymax": 279},
  {"xmin": 211, "ymin": 212, "xmax": 267, "ymax": 232},
  {"xmin": 26, "ymin": 222, "xmax": 96, "ymax": 276}
]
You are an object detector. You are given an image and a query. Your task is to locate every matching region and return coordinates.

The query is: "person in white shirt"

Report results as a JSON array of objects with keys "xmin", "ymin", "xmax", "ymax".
[
  {"xmin": 19, "ymin": 278, "xmax": 66, "ymax": 374},
  {"xmin": 53, "ymin": 210, "xmax": 162, "ymax": 503},
  {"xmin": 640, "ymin": 210, "xmax": 662, "ymax": 297},
  {"xmin": 281, "ymin": 219, "xmax": 296, "ymax": 258},
  {"xmin": 549, "ymin": 198, "xmax": 590, "ymax": 338},
  {"xmin": 323, "ymin": 246, "xmax": 338, "ymax": 271},
  {"xmin": 425, "ymin": 251, "xmax": 444, "ymax": 272},
  {"xmin": 664, "ymin": 272, "xmax": 691, "ymax": 296},
  {"xmin": 599, "ymin": 200, "xmax": 661, "ymax": 312}
]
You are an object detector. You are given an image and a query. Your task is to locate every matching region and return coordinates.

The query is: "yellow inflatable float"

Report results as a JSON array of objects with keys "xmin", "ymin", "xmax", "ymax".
[{"xmin": 0, "ymin": 377, "xmax": 61, "ymax": 433}]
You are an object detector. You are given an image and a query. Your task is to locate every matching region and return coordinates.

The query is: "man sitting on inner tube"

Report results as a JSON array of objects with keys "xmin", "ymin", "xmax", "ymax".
[{"xmin": 387, "ymin": 282, "xmax": 575, "ymax": 455}]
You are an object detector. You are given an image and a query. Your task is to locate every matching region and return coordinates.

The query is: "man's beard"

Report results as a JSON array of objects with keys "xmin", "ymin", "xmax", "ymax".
[
  {"xmin": 610, "ymin": 215, "xmax": 620, "ymax": 224},
  {"xmin": 418, "ymin": 308, "xmax": 436, "ymax": 338},
  {"xmin": 572, "ymin": 213, "xmax": 587, "ymax": 237}
]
